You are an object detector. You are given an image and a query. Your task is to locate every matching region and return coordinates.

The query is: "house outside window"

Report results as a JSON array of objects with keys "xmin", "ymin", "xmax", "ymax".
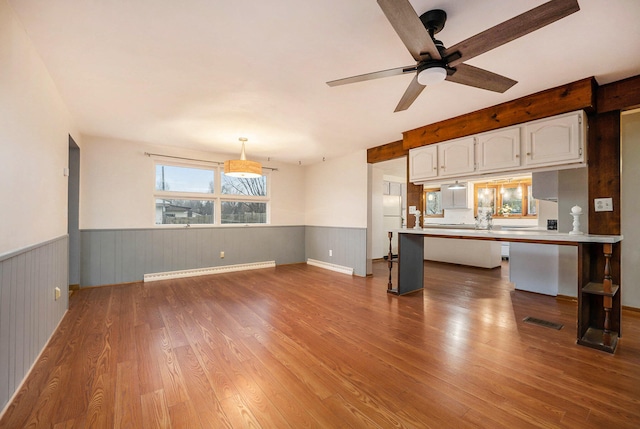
[{"xmin": 154, "ymin": 162, "xmax": 269, "ymax": 225}]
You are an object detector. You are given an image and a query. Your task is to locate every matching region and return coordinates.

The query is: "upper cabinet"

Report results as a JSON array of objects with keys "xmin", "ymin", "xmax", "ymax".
[
  {"xmin": 438, "ymin": 137, "xmax": 476, "ymax": 178},
  {"xmin": 476, "ymin": 126, "xmax": 521, "ymax": 173},
  {"xmin": 409, "ymin": 145, "xmax": 438, "ymax": 182},
  {"xmin": 409, "ymin": 110, "xmax": 587, "ymax": 185},
  {"xmin": 409, "ymin": 137, "xmax": 475, "ymax": 182},
  {"xmin": 523, "ymin": 111, "xmax": 585, "ymax": 168}
]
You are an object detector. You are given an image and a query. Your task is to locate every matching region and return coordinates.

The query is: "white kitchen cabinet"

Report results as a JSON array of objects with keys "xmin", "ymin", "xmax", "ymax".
[
  {"xmin": 441, "ymin": 183, "xmax": 468, "ymax": 209},
  {"xmin": 409, "ymin": 145, "xmax": 438, "ymax": 182},
  {"xmin": 476, "ymin": 126, "xmax": 521, "ymax": 173},
  {"xmin": 523, "ymin": 111, "xmax": 585, "ymax": 168},
  {"xmin": 438, "ymin": 137, "xmax": 476, "ymax": 178}
]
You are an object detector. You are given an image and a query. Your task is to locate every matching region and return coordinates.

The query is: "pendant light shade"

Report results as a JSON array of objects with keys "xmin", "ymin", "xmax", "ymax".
[{"xmin": 224, "ymin": 137, "xmax": 262, "ymax": 178}]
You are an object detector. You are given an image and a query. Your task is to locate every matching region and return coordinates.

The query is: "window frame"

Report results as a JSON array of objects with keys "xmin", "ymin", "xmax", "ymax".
[
  {"xmin": 153, "ymin": 160, "xmax": 270, "ymax": 227},
  {"xmin": 423, "ymin": 187, "xmax": 444, "ymax": 218},
  {"xmin": 473, "ymin": 179, "xmax": 537, "ymax": 219}
]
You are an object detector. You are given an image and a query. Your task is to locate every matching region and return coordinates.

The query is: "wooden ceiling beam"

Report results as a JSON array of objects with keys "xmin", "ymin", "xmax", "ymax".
[
  {"xmin": 367, "ymin": 140, "xmax": 407, "ymax": 164},
  {"xmin": 403, "ymin": 77, "xmax": 597, "ymax": 150},
  {"xmin": 597, "ymin": 74, "xmax": 640, "ymax": 114}
]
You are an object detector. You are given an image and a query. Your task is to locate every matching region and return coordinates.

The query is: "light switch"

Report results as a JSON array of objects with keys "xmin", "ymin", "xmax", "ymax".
[{"xmin": 594, "ymin": 198, "xmax": 613, "ymax": 212}]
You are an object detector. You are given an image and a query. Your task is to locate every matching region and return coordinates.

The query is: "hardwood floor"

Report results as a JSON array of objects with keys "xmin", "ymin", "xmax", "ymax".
[{"xmin": 2, "ymin": 261, "xmax": 640, "ymax": 428}]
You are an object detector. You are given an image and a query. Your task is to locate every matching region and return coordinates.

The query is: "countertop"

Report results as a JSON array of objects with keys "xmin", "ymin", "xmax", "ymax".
[{"xmin": 397, "ymin": 227, "xmax": 623, "ymax": 244}]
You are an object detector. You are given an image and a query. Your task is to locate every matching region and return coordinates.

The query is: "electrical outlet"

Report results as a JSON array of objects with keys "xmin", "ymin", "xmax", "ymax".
[
  {"xmin": 54, "ymin": 287, "xmax": 61, "ymax": 301},
  {"xmin": 220, "ymin": 251, "xmax": 225, "ymax": 258},
  {"xmin": 329, "ymin": 249, "xmax": 333, "ymax": 257},
  {"xmin": 594, "ymin": 198, "xmax": 613, "ymax": 212}
]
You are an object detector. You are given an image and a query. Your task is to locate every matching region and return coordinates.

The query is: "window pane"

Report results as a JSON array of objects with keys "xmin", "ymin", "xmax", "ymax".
[
  {"xmin": 156, "ymin": 165, "xmax": 214, "ymax": 193},
  {"xmin": 477, "ymin": 187, "xmax": 496, "ymax": 216},
  {"xmin": 221, "ymin": 173, "xmax": 267, "ymax": 196},
  {"xmin": 155, "ymin": 199, "xmax": 214, "ymax": 224},
  {"xmin": 425, "ymin": 191, "xmax": 442, "ymax": 216},
  {"xmin": 500, "ymin": 186, "xmax": 523, "ymax": 215},
  {"xmin": 221, "ymin": 201, "xmax": 267, "ymax": 224}
]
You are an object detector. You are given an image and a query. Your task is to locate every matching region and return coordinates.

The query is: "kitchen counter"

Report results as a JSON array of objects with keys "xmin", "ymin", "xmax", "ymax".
[{"xmin": 399, "ymin": 227, "xmax": 622, "ymax": 244}]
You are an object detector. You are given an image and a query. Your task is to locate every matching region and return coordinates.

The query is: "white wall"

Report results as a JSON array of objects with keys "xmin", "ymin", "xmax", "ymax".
[
  {"xmin": 304, "ymin": 150, "xmax": 368, "ymax": 227},
  {"xmin": 80, "ymin": 135, "xmax": 305, "ymax": 229},
  {"xmin": 0, "ymin": 0, "xmax": 78, "ymax": 255},
  {"xmin": 621, "ymin": 110, "xmax": 640, "ymax": 309}
]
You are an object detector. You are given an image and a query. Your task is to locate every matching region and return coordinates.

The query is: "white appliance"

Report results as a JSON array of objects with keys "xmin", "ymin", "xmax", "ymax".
[{"xmin": 382, "ymin": 195, "xmax": 402, "ymax": 254}]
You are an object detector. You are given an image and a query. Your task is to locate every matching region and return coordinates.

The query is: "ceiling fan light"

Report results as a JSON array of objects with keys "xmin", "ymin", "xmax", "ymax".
[{"xmin": 417, "ymin": 66, "xmax": 447, "ymax": 86}]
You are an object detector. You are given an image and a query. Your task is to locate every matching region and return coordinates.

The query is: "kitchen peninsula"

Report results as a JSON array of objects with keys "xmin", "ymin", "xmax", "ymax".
[{"xmin": 390, "ymin": 227, "xmax": 623, "ymax": 352}]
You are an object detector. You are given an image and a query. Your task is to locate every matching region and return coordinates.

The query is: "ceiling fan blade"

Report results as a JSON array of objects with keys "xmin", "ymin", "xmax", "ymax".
[
  {"xmin": 326, "ymin": 65, "xmax": 416, "ymax": 87},
  {"xmin": 444, "ymin": 0, "xmax": 580, "ymax": 67},
  {"xmin": 446, "ymin": 63, "xmax": 517, "ymax": 93},
  {"xmin": 377, "ymin": 0, "xmax": 441, "ymax": 61},
  {"xmin": 394, "ymin": 76, "xmax": 425, "ymax": 112}
]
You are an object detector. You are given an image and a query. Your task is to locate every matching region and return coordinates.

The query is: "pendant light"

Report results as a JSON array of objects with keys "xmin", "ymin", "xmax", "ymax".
[
  {"xmin": 224, "ymin": 137, "xmax": 262, "ymax": 178},
  {"xmin": 449, "ymin": 180, "xmax": 466, "ymax": 190}
]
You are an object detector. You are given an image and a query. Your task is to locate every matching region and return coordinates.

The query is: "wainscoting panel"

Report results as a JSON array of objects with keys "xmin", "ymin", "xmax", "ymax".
[
  {"xmin": 0, "ymin": 235, "xmax": 68, "ymax": 414},
  {"xmin": 305, "ymin": 226, "xmax": 367, "ymax": 276},
  {"xmin": 80, "ymin": 226, "xmax": 305, "ymax": 287}
]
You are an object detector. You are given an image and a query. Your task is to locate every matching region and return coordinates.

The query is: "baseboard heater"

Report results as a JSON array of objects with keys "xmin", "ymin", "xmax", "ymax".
[
  {"xmin": 144, "ymin": 261, "xmax": 276, "ymax": 282},
  {"xmin": 307, "ymin": 258, "xmax": 353, "ymax": 276}
]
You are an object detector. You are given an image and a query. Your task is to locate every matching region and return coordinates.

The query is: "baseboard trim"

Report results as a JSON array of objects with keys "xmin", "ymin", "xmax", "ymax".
[
  {"xmin": 144, "ymin": 261, "xmax": 276, "ymax": 282},
  {"xmin": 307, "ymin": 259, "xmax": 354, "ymax": 276}
]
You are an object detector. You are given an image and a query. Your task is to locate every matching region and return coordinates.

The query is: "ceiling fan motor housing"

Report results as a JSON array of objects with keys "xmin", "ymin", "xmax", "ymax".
[{"xmin": 419, "ymin": 9, "xmax": 447, "ymax": 35}]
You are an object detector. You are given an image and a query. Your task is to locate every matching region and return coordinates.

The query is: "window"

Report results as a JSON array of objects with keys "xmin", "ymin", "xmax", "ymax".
[
  {"xmin": 474, "ymin": 179, "xmax": 537, "ymax": 218},
  {"xmin": 423, "ymin": 188, "xmax": 443, "ymax": 217},
  {"xmin": 154, "ymin": 162, "xmax": 269, "ymax": 226},
  {"xmin": 220, "ymin": 173, "xmax": 268, "ymax": 224}
]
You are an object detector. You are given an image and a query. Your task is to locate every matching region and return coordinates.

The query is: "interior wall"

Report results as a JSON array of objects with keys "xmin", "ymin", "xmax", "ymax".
[
  {"xmin": 0, "ymin": 0, "xmax": 78, "ymax": 255},
  {"xmin": 0, "ymin": 0, "xmax": 77, "ymax": 415},
  {"xmin": 621, "ymin": 110, "xmax": 640, "ymax": 309},
  {"xmin": 304, "ymin": 150, "xmax": 368, "ymax": 228},
  {"xmin": 80, "ymin": 135, "xmax": 306, "ymax": 229}
]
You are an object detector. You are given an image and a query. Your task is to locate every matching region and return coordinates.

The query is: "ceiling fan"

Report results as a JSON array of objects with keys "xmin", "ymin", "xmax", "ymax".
[{"xmin": 327, "ymin": 0, "xmax": 580, "ymax": 112}]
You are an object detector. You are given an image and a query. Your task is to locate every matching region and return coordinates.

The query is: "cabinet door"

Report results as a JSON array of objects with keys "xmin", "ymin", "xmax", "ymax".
[
  {"xmin": 409, "ymin": 145, "xmax": 438, "ymax": 182},
  {"xmin": 438, "ymin": 137, "xmax": 475, "ymax": 178},
  {"xmin": 476, "ymin": 126, "xmax": 521, "ymax": 173},
  {"xmin": 524, "ymin": 111, "xmax": 584, "ymax": 167}
]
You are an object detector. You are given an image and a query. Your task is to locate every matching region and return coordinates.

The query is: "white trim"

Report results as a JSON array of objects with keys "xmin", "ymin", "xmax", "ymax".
[
  {"xmin": 306, "ymin": 259, "xmax": 354, "ymax": 276},
  {"xmin": 143, "ymin": 261, "xmax": 276, "ymax": 282}
]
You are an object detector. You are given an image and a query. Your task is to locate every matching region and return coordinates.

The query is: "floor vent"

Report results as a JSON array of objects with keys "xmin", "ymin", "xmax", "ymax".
[
  {"xmin": 523, "ymin": 316, "xmax": 563, "ymax": 330},
  {"xmin": 144, "ymin": 261, "xmax": 276, "ymax": 282}
]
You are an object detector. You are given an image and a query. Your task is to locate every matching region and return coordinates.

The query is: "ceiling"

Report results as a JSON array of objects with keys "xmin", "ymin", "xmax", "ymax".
[{"xmin": 9, "ymin": 0, "xmax": 640, "ymax": 165}]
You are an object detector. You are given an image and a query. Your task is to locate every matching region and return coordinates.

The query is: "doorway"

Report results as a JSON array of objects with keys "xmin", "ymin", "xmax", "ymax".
[{"xmin": 68, "ymin": 136, "xmax": 80, "ymax": 288}]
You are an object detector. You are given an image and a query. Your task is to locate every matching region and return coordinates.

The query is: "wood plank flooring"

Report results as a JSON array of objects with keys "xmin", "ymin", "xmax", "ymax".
[{"xmin": 1, "ymin": 261, "xmax": 640, "ymax": 428}]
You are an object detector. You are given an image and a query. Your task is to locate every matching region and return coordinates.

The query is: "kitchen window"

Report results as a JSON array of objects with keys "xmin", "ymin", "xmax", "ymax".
[
  {"xmin": 423, "ymin": 188, "xmax": 444, "ymax": 217},
  {"xmin": 474, "ymin": 179, "xmax": 537, "ymax": 218}
]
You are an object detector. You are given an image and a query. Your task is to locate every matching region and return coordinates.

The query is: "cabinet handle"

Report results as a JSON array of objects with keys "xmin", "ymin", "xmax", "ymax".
[
  {"xmin": 527, "ymin": 152, "xmax": 531, "ymax": 156},
  {"xmin": 441, "ymin": 166, "xmax": 445, "ymax": 169},
  {"xmin": 433, "ymin": 167, "xmax": 437, "ymax": 170},
  {"xmin": 515, "ymin": 154, "xmax": 519, "ymax": 158}
]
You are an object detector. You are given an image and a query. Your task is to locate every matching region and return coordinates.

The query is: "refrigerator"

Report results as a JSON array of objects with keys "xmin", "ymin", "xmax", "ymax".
[{"xmin": 382, "ymin": 195, "xmax": 402, "ymax": 256}]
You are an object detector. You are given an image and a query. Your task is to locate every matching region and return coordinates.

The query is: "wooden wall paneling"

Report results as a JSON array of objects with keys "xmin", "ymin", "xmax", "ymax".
[
  {"xmin": 366, "ymin": 140, "xmax": 407, "ymax": 164},
  {"xmin": 405, "ymin": 158, "xmax": 424, "ymax": 229},
  {"xmin": 588, "ymin": 111, "xmax": 621, "ymax": 235},
  {"xmin": 0, "ymin": 236, "xmax": 68, "ymax": 413},
  {"xmin": 597, "ymin": 74, "xmax": 640, "ymax": 114},
  {"xmin": 304, "ymin": 226, "xmax": 367, "ymax": 276},
  {"xmin": 403, "ymin": 77, "xmax": 597, "ymax": 150},
  {"xmin": 79, "ymin": 226, "xmax": 310, "ymax": 286}
]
